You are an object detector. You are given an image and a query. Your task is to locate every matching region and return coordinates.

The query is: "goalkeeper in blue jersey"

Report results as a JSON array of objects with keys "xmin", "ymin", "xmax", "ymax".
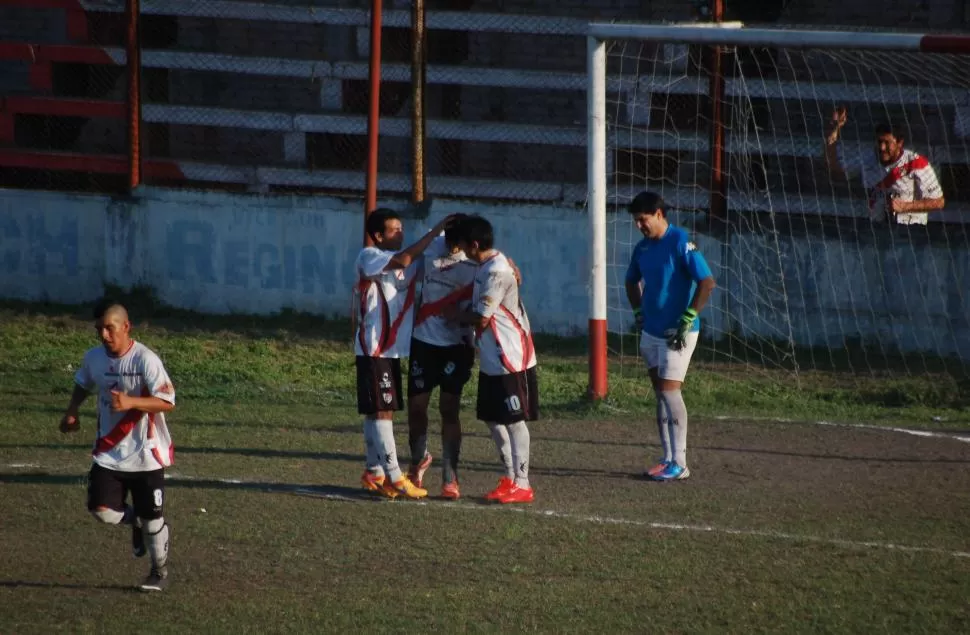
[{"xmin": 624, "ymin": 192, "xmax": 716, "ymax": 481}]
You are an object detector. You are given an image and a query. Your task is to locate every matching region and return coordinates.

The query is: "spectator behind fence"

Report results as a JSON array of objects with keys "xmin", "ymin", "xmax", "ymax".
[{"xmin": 823, "ymin": 106, "xmax": 945, "ymax": 228}]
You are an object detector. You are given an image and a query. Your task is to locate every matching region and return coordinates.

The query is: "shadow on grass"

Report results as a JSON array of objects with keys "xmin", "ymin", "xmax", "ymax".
[{"xmin": 0, "ymin": 580, "xmax": 136, "ymax": 592}]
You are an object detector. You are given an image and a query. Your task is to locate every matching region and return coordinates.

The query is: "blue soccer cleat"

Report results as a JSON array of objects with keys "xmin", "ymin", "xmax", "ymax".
[{"xmin": 653, "ymin": 463, "xmax": 691, "ymax": 481}]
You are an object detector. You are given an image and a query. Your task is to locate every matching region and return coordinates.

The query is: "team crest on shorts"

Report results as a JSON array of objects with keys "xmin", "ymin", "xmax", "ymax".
[
  {"xmin": 443, "ymin": 362, "xmax": 456, "ymax": 376},
  {"xmin": 382, "ymin": 392, "xmax": 393, "ymax": 404}
]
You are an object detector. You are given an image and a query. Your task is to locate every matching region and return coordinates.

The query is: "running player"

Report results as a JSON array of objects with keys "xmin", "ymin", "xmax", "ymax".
[
  {"xmin": 624, "ymin": 191, "xmax": 716, "ymax": 481},
  {"xmin": 59, "ymin": 302, "xmax": 176, "ymax": 591},
  {"xmin": 355, "ymin": 207, "xmax": 456, "ymax": 500},
  {"xmin": 405, "ymin": 215, "xmax": 477, "ymax": 499},
  {"xmin": 824, "ymin": 106, "xmax": 945, "ymax": 226},
  {"xmin": 456, "ymin": 215, "xmax": 538, "ymax": 504}
]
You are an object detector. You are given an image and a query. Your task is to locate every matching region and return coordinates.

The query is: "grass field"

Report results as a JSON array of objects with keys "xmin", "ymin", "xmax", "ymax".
[{"xmin": 1, "ymin": 299, "xmax": 969, "ymax": 633}]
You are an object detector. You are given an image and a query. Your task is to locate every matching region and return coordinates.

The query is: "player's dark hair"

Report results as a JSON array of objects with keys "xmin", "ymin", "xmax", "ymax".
[
  {"xmin": 874, "ymin": 122, "xmax": 905, "ymax": 143},
  {"xmin": 628, "ymin": 191, "xmax": 665, "ymax": 217},
  {"xmin": 365, "ymin": 208, "xmax": 401, "ymax": 242},
  {"xmin": 462, "ymin": 215, "xmax": 494, "ymax": 250},
  {"xmin": 444, "ymin": 213, "xmax": 470, "ymax": 247}
]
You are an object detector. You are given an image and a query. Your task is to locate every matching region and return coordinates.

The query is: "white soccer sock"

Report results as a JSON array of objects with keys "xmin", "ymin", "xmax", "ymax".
[
  {"xmin": 661, "ymin": 390, "xmax": 689, "ymax": 467},
  {"xmin": 654, "ymin": 390, "xmax": 673, "ymax": 463},
  {"xmin": 374, "ymin": 419, "xmax": 403, "ymax": 482},
  {"xmin": 487, "ymin": 423, "xmax": 514, "ymax": 479},
  {"xmin": 362, "ymin": 418, "xmax": 383, "ymax": 475},
  {"xmin": 507, "ymin": 420, "xmax": 531, "ymax": 489},
  {"xmin": 143, "ymin": 517, "xmax": 169, "ymax": 569}
]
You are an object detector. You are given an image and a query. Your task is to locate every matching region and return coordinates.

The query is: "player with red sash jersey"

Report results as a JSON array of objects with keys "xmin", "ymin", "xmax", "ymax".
[
  {"xmin": 824, "ymin": 106, "xmax": 945, "ymax": 225},
  {"xmin": 60, "ymin": 302, "xmax": 176, "ymax": 592},
  {"xmin": 355, "ymin": 207, "xmax": 456, "ymax": 500},
  {"xmin": 454, "ymin": 215, "xmax": 539, "ymax": 504},
  {"xmin": 405, "ymin": 216, "xmax": 478, "ymax": 499}
]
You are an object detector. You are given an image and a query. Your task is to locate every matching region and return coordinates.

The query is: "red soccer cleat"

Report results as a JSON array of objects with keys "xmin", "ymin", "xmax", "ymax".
[
  {"xmin": 440, "ymin": 480, "xmax": 461, "ymax": 500},
  {"xmin": 497, "ymin": 484, "xmax": 534, "ymax": 504},
  {"xmin": 485, "ymin": 477, "xmax": 515, "ymax": 501}
]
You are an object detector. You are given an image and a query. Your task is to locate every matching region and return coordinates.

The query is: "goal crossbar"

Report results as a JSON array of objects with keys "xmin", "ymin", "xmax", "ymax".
[{"xmin": 585, "ymin": 23, "xmax": 970, "ymax": 399}]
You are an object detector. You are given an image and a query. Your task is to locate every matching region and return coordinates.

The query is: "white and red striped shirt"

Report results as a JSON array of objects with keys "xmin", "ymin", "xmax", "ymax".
[
  {"xmin": 74, "ymin": 341, "xmax": 176, "ymax": 472},
  {"xmin": 413, "ymin": 237, "xmax": 477, "ymax": 347},
  {"xmin": 840, "ymin": 145, "xmax": 943, "ymax": 225},
  {"xmin": 473, "ymin": 251, "xmax": 536, "ymax": 376},
  {"xmin": 354, "ymin": 246, "xmax": 420, "ymax": 358}
]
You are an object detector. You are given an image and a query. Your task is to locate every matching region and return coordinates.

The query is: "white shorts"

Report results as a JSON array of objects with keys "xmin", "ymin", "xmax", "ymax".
[{"xmin": 640, "ymin": 331, "xmax": 699, "ymax": 382}]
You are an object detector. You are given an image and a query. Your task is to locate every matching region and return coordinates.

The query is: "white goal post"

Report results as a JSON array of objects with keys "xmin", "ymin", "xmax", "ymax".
[{"xmin": 586, "ymin": 23, "xmax": 970, "ymax": 399}]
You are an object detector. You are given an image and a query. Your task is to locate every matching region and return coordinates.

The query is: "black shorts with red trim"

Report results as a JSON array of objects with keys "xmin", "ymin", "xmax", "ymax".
[
  {"xmin": 87, "ymin": 463, "xmax": 165, "ymax": 520},
  {"xmin": 476, "ymin": 367, "xmax": 539, "ymax": 424},
  {"xmin": 407, "ymin": 338, "xmax": 475, "ymax": 398},
  {"xmin": 356, "ymin": 355, "xmax": 404, "ymax": 414}
]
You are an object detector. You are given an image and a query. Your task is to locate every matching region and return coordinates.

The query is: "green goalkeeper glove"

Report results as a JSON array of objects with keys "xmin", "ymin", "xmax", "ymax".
[{"xmin": 667, "ymin": 308, "xmax": 697, "ymax": 351}]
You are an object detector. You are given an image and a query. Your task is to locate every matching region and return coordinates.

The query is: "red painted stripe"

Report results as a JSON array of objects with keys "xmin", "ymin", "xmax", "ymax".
[
  {"xmin": 66, "ymin": 8, "xmax": 88, "ymax": 41},
  {"xmin": 0, "ymin": 149, "xmax": 186, "ymax": 180},
  {"xmin": 0, "ymin": 43, "xmax": 116, "ymax": 65},
  {"xmin": 3, "ymin": 96, "xmax": 125, "ymax": 119},
  {"xmin": 414, "ymin": 284, "xmax": 472, "ymax": 325},
  {"xmin": 920, "ymin": 35, "xmax": 970, "ymax": 54}
]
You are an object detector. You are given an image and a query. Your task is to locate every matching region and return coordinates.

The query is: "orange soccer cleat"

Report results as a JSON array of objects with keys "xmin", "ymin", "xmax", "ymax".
[
  {"xmin": 497, "ymin": 484, "xmax": 534, "ymax": 504},
  {"xmin": 484, "ymin": 477, "xmax": 515, "ymax": 501}
]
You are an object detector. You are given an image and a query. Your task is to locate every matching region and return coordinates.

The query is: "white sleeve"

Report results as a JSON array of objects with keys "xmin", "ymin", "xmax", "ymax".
[
  {"xmin": 915, "ymin": 163, "xmax": 943, "ymax": 199},
  {"xmin": 475, "ymin": 267, "xmax": 512, "ymax": 320},
  {"xmin": 142, "ymin": 353, "xmax": 176, "ymax": 404},
  {"xmin": 357, "ymin": 247, "xmax": 395, "ymax": 279},
  {"xmin": 74, "ymin": 352, "xmax": 95, "ymax": 391}
]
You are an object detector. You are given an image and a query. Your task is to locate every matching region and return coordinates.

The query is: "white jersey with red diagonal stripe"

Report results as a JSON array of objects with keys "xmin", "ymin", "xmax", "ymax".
[
  {"xmin": 354, "ymin": 246, "xmax": 420, "ymax": 358},
  {"xmin": 74, "ymin": 341, "xmax": 176, "ymax": 472},
  {"xmin": 840, "ymin": 146, "xmax": 943, "ymax": 225},
  {"xmin": 413, "ymin": 237, "xmax": 477, "ymax": 347},
  {"xmin": 472, "ymin": 251, "xmax": 537, "ymax": 376}
]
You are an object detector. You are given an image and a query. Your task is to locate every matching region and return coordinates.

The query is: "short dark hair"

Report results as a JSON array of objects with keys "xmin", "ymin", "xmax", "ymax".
[
  {"xmin": 628, "ymin": 191, "xmax": 665, "ymax": 216},
  {"xmin": 365, "ymin": 208, "xmax": 401, "ymax": 243},
  {"xmin": 874, "ymin": 122, "xmax": 906, "ymax": 143},
  {"xmin": 93, "ymin": 299, "xmax": 127, "ymax": 321},
  {"xmin": 461, "ymin": 215, "xmax": 494, "ymax": 251},
  {"xmin": 444, "ymin": 213, "xmax": 470, "ymax": 247}
]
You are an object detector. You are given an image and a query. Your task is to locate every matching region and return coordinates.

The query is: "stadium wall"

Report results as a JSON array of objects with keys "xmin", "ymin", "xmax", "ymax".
[{"xmin": 3, "ymin": 186, "xmax": 970, "ymax": 358}]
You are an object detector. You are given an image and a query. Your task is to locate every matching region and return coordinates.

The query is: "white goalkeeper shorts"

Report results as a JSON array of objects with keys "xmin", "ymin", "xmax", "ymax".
[{"xmin": 640, "ymin": 331, "xmax": 699, "ymax": 383}]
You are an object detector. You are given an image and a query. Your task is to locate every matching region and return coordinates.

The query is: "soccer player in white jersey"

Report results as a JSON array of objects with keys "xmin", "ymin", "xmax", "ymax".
[
  {"xmin": 624, "ymin": 192, "xmax": 716, "ymax": 482},
  {"xmin": 59, "ymin": 302, "xmax": 176, "ymax": 592},
  {"xmin": 405, "ymin": 215, "xmax": 478, "ymax": 499},
  {"xmin": 824, "ymin": 106, "xmax": 945, "ymax": 225},
  {"xmin": 455, "ymin": 215, "xmax": 538, "ymax": 504},
  {"xmin": 355, "ymin": 207, "xmax": 456, "ymax": 500}
]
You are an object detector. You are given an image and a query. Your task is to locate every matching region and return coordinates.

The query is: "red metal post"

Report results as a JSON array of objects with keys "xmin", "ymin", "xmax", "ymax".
[
  {"xmin": 411, "ymin": 0, "xmax": 427, "ymax": 203},
  {"xmin": 708, "ymin": 0, "xmax": 727, "ymax": 226},
  {"xmin": 125, "ymin": 0, "xmax": 142, "ymax": 191},
  {"xmin": 364, "ymin": 0, "xmax": 383, "ymax": 246}
]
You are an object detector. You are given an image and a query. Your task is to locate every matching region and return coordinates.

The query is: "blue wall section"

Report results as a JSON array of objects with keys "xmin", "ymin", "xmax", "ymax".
[{"xmin": 2, "ymin": 186, "xmax": 969, "ymax": 360}]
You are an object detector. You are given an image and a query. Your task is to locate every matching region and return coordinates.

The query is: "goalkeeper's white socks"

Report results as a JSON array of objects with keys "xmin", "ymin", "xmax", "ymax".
[
  {"xmin": 661, "ymin": 390, "xmax": 689, "ymax": 467},
  {"xmin": 507, "ymin": 420, "xmax": 531, "ymax": 489},
  {"xmin": 488, "ymin": 423, "xmax": 514, "ymax": 479},
  {"xmin": 654, "ymin": 390, "xmax": 673, "ymax": 463},
  {"xmin": 373, "ymin": 418, "xmax": 403, "ymax": 482}
]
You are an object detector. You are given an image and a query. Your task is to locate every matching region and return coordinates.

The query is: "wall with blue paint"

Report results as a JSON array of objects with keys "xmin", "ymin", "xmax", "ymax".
[{"xmin": 2, "ymin": 186, "xmax": 970, "ymax": 359}]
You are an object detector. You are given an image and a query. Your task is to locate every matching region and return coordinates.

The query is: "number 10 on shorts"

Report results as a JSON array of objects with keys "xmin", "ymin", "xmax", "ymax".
[{"xmin": 504, "ymin": 395, "xmax": 521, "ymax": 412}]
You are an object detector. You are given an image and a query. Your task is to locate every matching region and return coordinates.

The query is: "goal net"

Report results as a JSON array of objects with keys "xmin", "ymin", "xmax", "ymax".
[{"xmin": 586, "ymin": 24, "xmax": 970, "ymax": 398}]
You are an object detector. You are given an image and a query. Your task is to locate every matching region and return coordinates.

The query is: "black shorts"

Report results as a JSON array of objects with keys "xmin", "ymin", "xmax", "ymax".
[
  {"xmin": 356, "ymin": 355, "xmax": 403, "ymax": 414},
  {"xmin": 408, "ymin": 338, "xmax": 475, "ymax": 398},
  {"xmin": 87, "ymin": 463, "xmax": 165, "ymax": 520},
  {"xmin": 476, "ymin": 367, "xmax": 539, "ymax": 424}
]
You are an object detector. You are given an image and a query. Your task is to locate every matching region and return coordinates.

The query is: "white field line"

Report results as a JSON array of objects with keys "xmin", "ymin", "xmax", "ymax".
[
  {"xmin": 3, "ymin": 463, "xmax": 969, "ymax": 558},
  {"xmin": 712, "ymin": 416, "xmax": 970, "ymax": 444}
]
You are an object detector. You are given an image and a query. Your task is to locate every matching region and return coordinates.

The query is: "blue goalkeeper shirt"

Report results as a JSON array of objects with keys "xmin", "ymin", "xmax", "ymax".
[{"xmin": 625, "ymin": 225, "xmax": 713, "ymax": 338}]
